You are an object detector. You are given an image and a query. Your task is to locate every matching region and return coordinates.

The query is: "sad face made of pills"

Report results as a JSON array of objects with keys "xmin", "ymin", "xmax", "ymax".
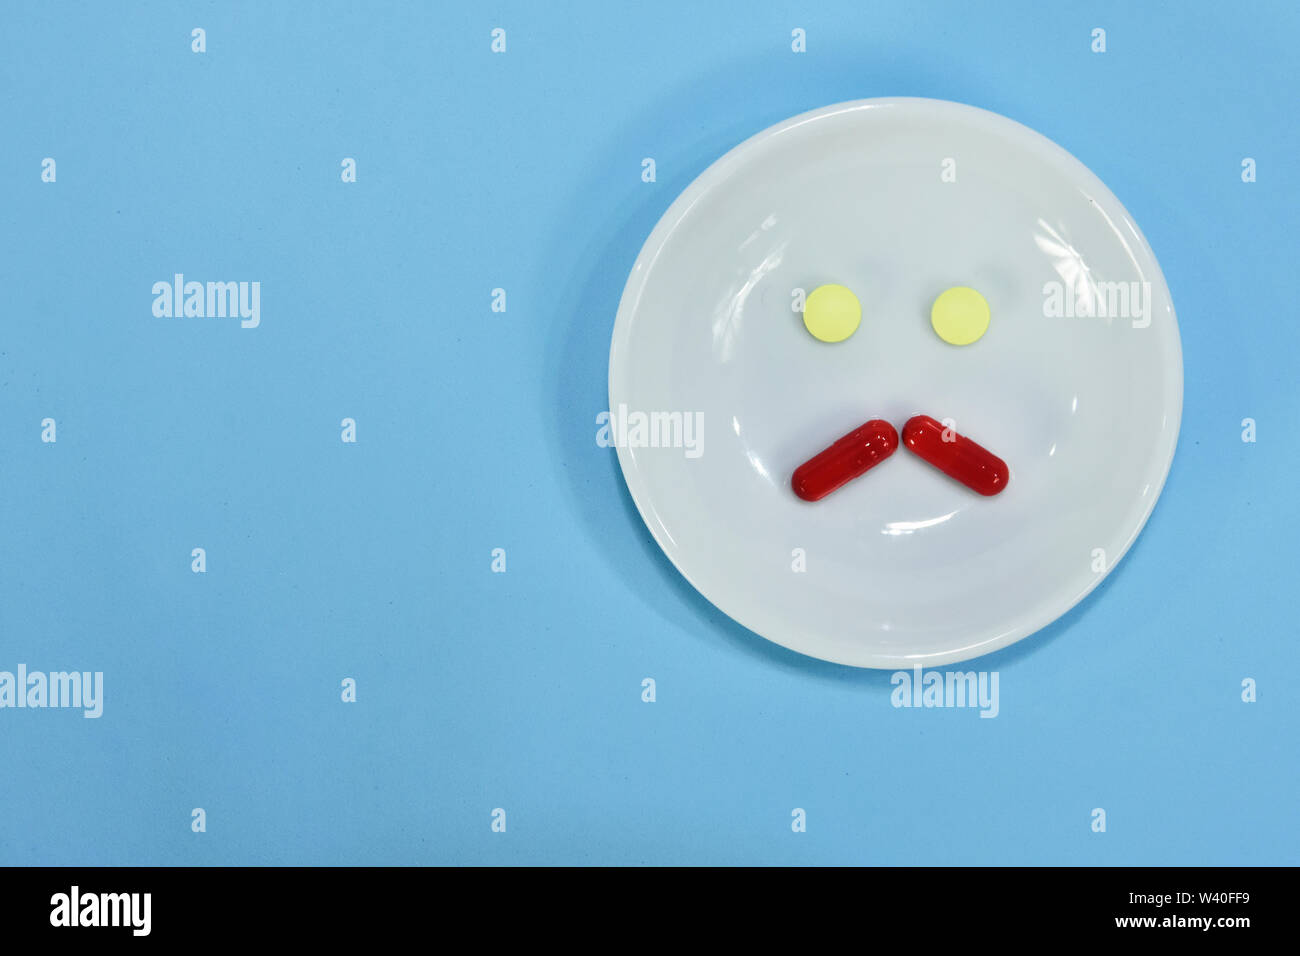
[{"xmin": 791, "ymin": 282, "xmax": 1010, "ymax": 502}]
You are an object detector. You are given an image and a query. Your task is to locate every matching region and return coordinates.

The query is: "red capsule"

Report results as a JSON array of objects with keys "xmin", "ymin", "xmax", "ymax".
[
  {"xmin": 792, "ymin": 419, "xmax": 899, "ymax": 502},
  {"xmin": 901, "ymin": 414, "xmax": 1009, "ymax": 496}
]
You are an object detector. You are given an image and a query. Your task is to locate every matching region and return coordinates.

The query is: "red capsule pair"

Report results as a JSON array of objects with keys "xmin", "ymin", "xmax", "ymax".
[{"xmin": 791, "ymin": 414, "xmax": 1009, "ymax": 502}]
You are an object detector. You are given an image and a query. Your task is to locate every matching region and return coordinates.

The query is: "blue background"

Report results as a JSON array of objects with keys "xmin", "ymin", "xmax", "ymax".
[{"xmin": 1, "ymin": 1, "xmax": 1296, "ymax": 865}]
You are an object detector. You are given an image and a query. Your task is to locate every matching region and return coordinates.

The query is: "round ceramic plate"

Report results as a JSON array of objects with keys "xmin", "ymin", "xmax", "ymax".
[{"xmin": 608, "ymin": 98, "xmax": 1182, "ymax": 669}]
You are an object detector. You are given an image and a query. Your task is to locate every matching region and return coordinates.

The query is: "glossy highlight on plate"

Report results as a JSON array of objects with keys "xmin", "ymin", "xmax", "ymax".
[
  {"xmin": 902, "ymin": 414, "xmax": 1009, "ymax": 496},
  {"xmin": 792, "ymin": 419, "xmax": 899, "ymax": 501}
]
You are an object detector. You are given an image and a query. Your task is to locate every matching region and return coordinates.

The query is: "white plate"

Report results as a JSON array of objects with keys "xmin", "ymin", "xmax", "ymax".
[{"xmin": 608, "ymin": 98, "xmax": 1182, "ymax": 669}]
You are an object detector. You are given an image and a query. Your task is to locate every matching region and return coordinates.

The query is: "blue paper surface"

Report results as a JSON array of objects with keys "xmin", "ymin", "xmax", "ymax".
[{"xmin": 0, "ymin": 1, "xmax": 1296, "ymax": 865}]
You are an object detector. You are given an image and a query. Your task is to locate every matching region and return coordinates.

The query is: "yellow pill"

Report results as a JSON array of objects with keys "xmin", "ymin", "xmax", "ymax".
[
  {"xmin": 802, "ymin": 284, "xmax": 861, "ymax": 343},
  {"xmin": 930, "ymin": 286, "xmax": 990, "ymax": 345}
]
